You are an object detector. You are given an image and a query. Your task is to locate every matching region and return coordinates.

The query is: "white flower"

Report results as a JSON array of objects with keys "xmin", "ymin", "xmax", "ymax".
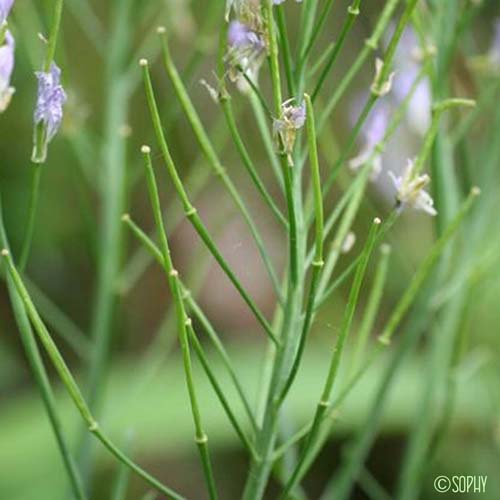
[{"xmin": 389, "ymin": 159, "xmax": 437, "ymax": 216}]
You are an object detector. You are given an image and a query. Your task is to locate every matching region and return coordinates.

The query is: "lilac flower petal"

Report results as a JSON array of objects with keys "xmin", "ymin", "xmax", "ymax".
[
  {"xmin": 34, "ymin": 62, "xmax": 67, "ymax": 141},
  {"xmin": 0, "ymin": 29, "xmax": 14, "ymax": 112},
  {"xmin": 0, "ymin": 0, "xmax": 14, "ymax": 25}
]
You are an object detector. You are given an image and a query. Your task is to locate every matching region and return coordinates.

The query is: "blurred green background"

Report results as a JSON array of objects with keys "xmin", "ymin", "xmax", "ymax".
[{"xmin": 1, "ymin": 0, "xmax": 500, "ymax": 499}]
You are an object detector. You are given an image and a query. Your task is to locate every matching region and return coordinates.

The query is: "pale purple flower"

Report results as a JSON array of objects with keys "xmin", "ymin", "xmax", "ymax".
[
  {"xmin": 0, "ymin": 0, "xmax": 14, "ymax": 25},
  {"xmin": 0, "ymin": 30, "xmax": 14, "ymax": 113},
  {"xmin": 33, "ymin": 62, "xmax": 66, "ymax": 145},
  {"xmin": 273, "ymin": 0, "xmax": 303, "ymax": 4},
  {"xmin": 389, "ymin": 159, "xmax": 437, "ymax": 216},
  {"xmin": 228, "ymin": 20, "xmax": 264, "ymax": 50},
  {"xmin": 227, "ymin": 20, "xmax": 266, "ymax": 92}
]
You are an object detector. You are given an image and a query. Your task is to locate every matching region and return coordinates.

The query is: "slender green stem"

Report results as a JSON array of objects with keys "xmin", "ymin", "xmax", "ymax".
[
  {"xmin": 44, "ymin": 0, "xmax": 65, "ymax": 70},
  {"xmin": 220, "ymin": 96, "xmax": 288, "ymax": 229},
  {"xmin": 188, "ymin": 325, "xmax": 259, "ymax": 460},
  {"xmin": 141, "ymin": 60, "xmax": 278, "ymax": 345},
  {"xmin": 295, "ymin": 0, "xmax": 335, "ymax": 85},
  {"xmin": 317, "ymin": 0, "xmax": 401, "ymax": 129},
  {"xmin": 122, "ymin": 213, "xmax": 258, "ymax": 432},
  {"xmin": 142, "ymin": 146, "xmax": 218, "ymax": 500},
  {"xmin": 277, "ymin": 94, "xmax": 324, "ymax": 405},
  {"xmin": 311, "ymin": 0, "xmax": 361, "ymax": 102},
  {"xmin": 350, "ymin": 244, "xmax": 391, "ymax": 376},
  {"xmin": 92, "ymin": 428, "xmax": 185, "ymax": 500},
  {"xmin": 275, "ymin": 6, "xmax": 295, "ymax": 96},
  {"xmin": 0, "ymin": 202, "xmax": 87, "ymax": 500},
  {"xmin": 264, "ymin": 0, "xmax": 299, "ymax": 287},
  {"xmin": 279, "ymin": 218, "xmax": 381, "ymax": 498}
]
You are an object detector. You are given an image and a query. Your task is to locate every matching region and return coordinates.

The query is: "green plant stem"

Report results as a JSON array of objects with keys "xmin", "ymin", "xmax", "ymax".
[
  {"xmin": 220, "ymin": 96, "xmax": 288, "ymax": 229},
  {"xmin": 80, "ymin": 0, "xmax": 133, "ymax": 482},
  {"xmin": 350, "ymin": 244, "xmax": 391, "ymax": 376},
  {"xmin": 121, "ymin": 214, "xmax": 258, "ymax": 433},
  {"xmin": 188, "ymin": 326, "xmax": 259, "ymax": 460},
  {"xmin": 277, "ymin": 94, "xmax": 324, "ymax": 405},
  {"xmin": 279, "ymin": 218, "xmax": 381, "ymax": 499},
  {"xmin": 0, "ymin": 201, "xmax": 87, "ymax": 500},
  {"xmin": 1, "ymin": 250, "xmax": 184, "ymax": 499},
  {"xmin": 141, "ymin": 62, "xmax": 278, "ymax": 346},
  {"xmin": 44, "ymin": 0, "xmax": 65, "ymax": 70},
  {"xmin": 275, "ymin": 6, "xmax": 295, "ymax": 96},
  {"xmin": 142, "ymin": 147, "xmax": 218, "ymax": 500},
  {"xmin": 264, "ymin": 0, "xmax": 299, "ymax": 287},
  {"xmin": 311, "ymin": 0, "xmax": 361, "ymax": 101},
  {"xmin": 157, "ymin": 30, "xmax": 281, "ymax": 298},
  {"xmin": 317, "ymin": 0, "xmax": 400, "ymax": 130}
]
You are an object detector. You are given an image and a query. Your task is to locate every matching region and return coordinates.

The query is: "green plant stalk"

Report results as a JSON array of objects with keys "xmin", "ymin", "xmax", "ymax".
[
  {"xmin": 7, "ymin": 276, "xmax": 88, "ymax": 500},
  {"xmin": 242, "ymin": 3, "xmax": 308, "ymax": 496},
  {"xmin": 118, "ymin": 106, "xmax": 234, "ymax": 295},
  {"xmin": 188, "ymin": 325, "xmax": 259, "ymax": 460},
  {"xmin": 311, "ymin": 0, "xmax": 361, "ymax": 102},
  {"xmin": 275, "ymin": 5, "xmax": 295, "ymax": 96},
  {"xmin": 0, "ymin": 201, "xmax": 87, "ymax": 500},
  {"xmin": 316, "ymin": 210, "xmax": 398, "ymax": 308},
  {"xmin": 350, "ymin": 244, "xmax": 391, "ymax": 376},
  {"xmin": 157, "ymin": 30, "xmax": 281, "ymax": 296},
  {"xmin": 110, "ymin": 435, "xmax": 132, "ymax": 500},
  {"xmin": 378, "ymin": 188, "xmax": 480, "ymax": 345},
  {"xmin": 1, "ymin": 251, "xmax": 184, "ymax": 499},
  {"xmin": 82, "ymin": 2, "xmax": 133, "ymax": 477},
  {"xmin": 121, "ymin": 214, "xmax": 258, "ymax": 433},
  {"xmin": 316, "ymin": 0, "xmax": 400, "ymax": 130},
  {"xmin": 316, "ymin": 164, "xmax": 372, "ymax": 298},
  {"xmin": 264, "ymin": 0, "xmax": 299, "ymax": 287},
  {"xmin": 277, "ymin": 94, "xmax": 324, "ymax": 405},
  {"xmin": 220, "ymin": 96, "xmax": 288, "ymax": 229},
  {"xmin": 142, "ymin": 147, "xmax": 218, "ymax": 500},
  {"xmin": 323, "ymin": 310, "xmax": 428, "ymax": 500},
  {"xmin": 279, "ymin": 218, "xmax": 380, "ymax": 498},
  {"xmin": 141, "ymin": 61, "xmax": 278, "ymax": 345}
]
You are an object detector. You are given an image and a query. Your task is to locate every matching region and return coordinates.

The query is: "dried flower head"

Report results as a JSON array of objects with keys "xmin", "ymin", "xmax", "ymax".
[
  {"xmin": 0, "ymin": 29, "xmax": 14, "ymax": 113},
  {"xmin": 389, "ymin": 159, "xmax": 437, "ymax": 216},
  {"xmin": 273, "ymin": 98, "xmax": 306, "ymax": 165}
]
